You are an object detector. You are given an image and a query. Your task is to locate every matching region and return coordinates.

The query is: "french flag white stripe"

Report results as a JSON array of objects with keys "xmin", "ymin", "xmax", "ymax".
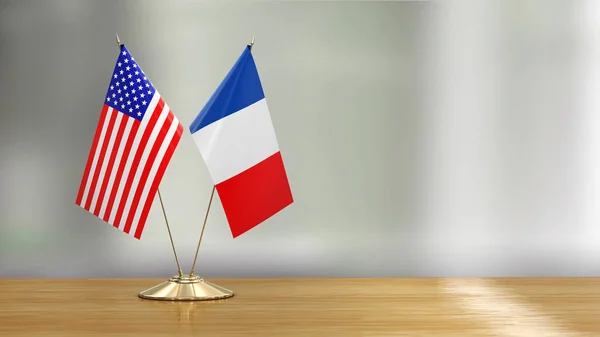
[{"xmin": 191, "ymin": 98, "xmax": 280, "ymax": 184}]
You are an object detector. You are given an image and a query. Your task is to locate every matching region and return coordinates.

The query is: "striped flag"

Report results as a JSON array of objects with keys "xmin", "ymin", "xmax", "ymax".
[
  {"xmin": 189, "ymin": 44, "xmax": 293, "ymax": 238},
  {"xmin": 76, "ymin": 44, "xmax": 183, "ymax": 240}
]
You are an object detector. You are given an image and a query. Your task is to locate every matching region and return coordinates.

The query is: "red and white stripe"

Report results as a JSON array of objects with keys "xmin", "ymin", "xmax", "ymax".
[
  {"xmin": 76, "ymin": 92, "xmax": 183, "ymax": 239},
  {"xmin": 191, "ymin": 98, "xmax": 293, "ymax": 238}
]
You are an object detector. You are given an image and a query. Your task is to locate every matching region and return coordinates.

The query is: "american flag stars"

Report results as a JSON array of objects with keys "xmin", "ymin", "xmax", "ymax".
[
  {"xmin": 105, "ymin": 46, "xmax": 156, "ymax": 121},
  {"xmin": 77, "ymin": 43, "xmax": 184, "ymax": 240}
]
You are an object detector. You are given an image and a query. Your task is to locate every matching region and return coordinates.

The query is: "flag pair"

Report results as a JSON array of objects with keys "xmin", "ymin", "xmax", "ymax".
[{"xmin": 75, "ymin": 42, "xmax": 293, "ymax": 240}]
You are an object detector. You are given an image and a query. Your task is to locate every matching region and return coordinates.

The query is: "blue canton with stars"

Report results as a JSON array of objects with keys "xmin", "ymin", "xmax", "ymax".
[{"xmin": 105, "ymin": 45, "xmax": 156, "ymax": 121}]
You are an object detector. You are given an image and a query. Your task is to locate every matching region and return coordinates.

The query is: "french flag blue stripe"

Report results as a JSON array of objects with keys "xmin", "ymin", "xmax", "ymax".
[{"xmin": 189, "ymin": 46, "xmax": 265, "ymax": 134}]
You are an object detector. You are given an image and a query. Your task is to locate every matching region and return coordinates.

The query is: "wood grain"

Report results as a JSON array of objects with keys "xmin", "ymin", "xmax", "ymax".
[{"xmin": 0, "ymin": 278, "xmax": 598, "ymax": 336}]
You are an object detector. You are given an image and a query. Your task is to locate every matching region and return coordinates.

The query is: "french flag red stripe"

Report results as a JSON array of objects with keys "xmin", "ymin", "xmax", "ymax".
[
  {"xmin": 189, "ymin": 45, "xmax": 293, "ymax": 238},
  {"xmin": 216, "ymin": 151, "xmax": 293, "ymax": 238}
]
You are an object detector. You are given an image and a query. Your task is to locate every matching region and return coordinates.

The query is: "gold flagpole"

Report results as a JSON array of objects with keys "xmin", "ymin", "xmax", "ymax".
[
  {"xmin": 116, "ymin": 34, "xmax": 184, "ymax": 277},
  {"xmin": 187, "ymin": 36, "xmax": 256, "ymax": 277},
  {"xmin": 185, "ymin": 34, "xmax": 257, "ymax": 280},
  {"xmin": 188, "ymin": 185, "xmax": 216, "ymax": 276},
  {"xmin": 137, "ymin": 36, "xmax": 257, "ymax": 301},
  {"xmin": 157, "ymin": 189, "xmax": 184, "ymax": 277}
]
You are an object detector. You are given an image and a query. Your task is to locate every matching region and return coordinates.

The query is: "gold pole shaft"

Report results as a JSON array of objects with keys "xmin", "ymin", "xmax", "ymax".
[
  {"xmin": 157, "ymin": 188, "xmax": 183, "ymax": 277},
  {"xmin": 189, "ymin": 185, "xmax": 216, "ymax": 276},
  {"xmin": 115, "ymin": 34, "xmax": 183, "ymax": 277},
  {"xmin": 186, "ymin": 36, "xmax": 254, "ymax": 277}
]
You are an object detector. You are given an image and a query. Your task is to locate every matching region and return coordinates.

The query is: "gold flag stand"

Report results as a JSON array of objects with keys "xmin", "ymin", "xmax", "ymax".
[
  {"xmin": 123, "ymin": 34, "xmax": 256, "ymax": 301},
  {"xmin": 138, "ymin": 186, "xmax": 233, "ymax": 301},
  {"xmin": 137, "ymin": 274, "xmax": 234, "ymax": 301}
]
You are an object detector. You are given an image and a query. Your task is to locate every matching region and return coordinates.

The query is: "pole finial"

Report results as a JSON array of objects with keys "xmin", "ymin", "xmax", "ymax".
[
  {"xmin": 249, "ymin": 36, "xmax": 255, "ymax": 51},
  {"xmin": 116, "ymin": 33, "xmax": 122, "ymax": 48}
]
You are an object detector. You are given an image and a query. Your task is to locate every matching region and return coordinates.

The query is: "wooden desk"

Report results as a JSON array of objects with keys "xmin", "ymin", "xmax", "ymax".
[{"xmin": 0, "ymin": 278, "xmax": 598, "ymax": 336}]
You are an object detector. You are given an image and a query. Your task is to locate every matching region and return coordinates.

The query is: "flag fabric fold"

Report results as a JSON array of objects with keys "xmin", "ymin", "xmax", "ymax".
[
  {"xmin": 76, "ymin": 44, "xmax": 184, "ymax": 240},
  {"xmin": 189, "ymin": 45, "xmax": 293, "ymax": 238}
]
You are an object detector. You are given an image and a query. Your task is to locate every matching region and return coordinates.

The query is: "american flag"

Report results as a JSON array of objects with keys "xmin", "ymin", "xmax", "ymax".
[{"xmin": 76, "ymin": 44, "xmax": 183, "ymax": 240}]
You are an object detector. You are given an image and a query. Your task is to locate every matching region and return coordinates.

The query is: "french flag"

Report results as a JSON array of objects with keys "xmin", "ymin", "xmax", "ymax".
[{"xmin": 189, "ymin": 44, "xmax": 293, "ymax": 238}]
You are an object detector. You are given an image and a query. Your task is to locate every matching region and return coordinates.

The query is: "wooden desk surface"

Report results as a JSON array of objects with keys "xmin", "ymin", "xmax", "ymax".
[{"xmin": 0, "ymin": 278, "xmax": 598, "ymax": 336}]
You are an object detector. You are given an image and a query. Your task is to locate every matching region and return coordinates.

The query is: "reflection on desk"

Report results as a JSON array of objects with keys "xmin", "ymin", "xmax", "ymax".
[{"xmin": 0, "ymin": 278, "xmax": 598, "ymax": 336}]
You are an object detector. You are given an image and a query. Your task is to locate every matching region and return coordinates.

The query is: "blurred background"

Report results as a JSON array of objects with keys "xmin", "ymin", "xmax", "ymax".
[{"xmin": 0, "ymin": 0, "xmax": 598, "ymax": 278}]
